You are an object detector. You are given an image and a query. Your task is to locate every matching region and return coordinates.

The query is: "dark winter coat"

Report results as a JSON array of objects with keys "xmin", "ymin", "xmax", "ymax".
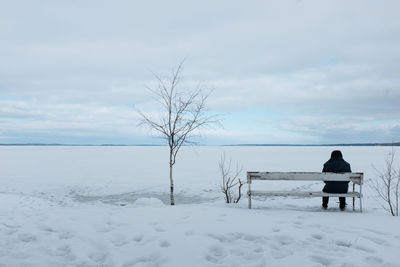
[{"xmin": 322, "ymin": 152, "xmax": 352, "ymax": 193}]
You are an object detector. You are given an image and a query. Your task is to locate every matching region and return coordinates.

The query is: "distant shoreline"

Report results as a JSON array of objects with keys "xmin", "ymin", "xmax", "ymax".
[{"xmin": 1, "ymin": 142, "xmax": 399, "ymax": 147}]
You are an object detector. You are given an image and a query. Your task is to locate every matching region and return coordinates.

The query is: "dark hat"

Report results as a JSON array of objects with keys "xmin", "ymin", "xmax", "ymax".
[{"xmin": 331, "ymin": 150, "xmax": 343, "ymax": 159}]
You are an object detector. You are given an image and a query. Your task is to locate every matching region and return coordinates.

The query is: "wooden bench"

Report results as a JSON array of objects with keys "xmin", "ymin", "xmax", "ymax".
[{"xmin": 247, "ymin": 172, "xmax": 363, "ymax": 211}]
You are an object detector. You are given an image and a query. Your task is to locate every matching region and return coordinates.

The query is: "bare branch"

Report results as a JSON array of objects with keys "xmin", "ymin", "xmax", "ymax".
[
  {"xmin": 234, "ymin": 179, "xmax": 244, "ymax": 203},
  {"xmin": 138, "ymin": 111, "xmax": 168, "ymax": 136}
]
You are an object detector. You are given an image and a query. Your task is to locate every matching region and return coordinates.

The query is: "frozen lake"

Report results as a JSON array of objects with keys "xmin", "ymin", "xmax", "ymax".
[{"xmin": 0, "ymin": 145, "xmax": 391, "ymax": 207}]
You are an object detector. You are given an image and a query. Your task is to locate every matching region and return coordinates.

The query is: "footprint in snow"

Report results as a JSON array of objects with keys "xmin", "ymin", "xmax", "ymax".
[
  {"xmin": 311, "ymin": 233, "xmax": 324, "ymax": 240},
  {"xmin": 3, "ymin": 228, "xmax": 18, "ymax": 235},
  {"xmin": 361, "ymin": 235, "xmax": 389, "ymax": 246},
  {"xmin": 18, "ymin": 233, "xmax": 37, "ymax": 242},
  {"xmin": 88, "ymin": 252, "xmax": 108, "ymax": 263},
  {"xmin": 270, "ymin": 247, "xmax": 293, "ymax": 259},
  {"xmin": 132, "ymin": 234, "xmax": 144, "ymax": 243},
  {"xmin": 184, "ymin": 230, "xmax": 195, "ymax": 236},
  {"xmin": 208, "ymin": 233, "xmax": 232, "ymax": 243},
  {"xmin": 364, "ymin": 256, "xmax": 383, "ymax": 265},
  {"xmin": 2, "ymin": 223, "xmax": 21, "ymax": 229},
  {"xmin": 354, "ymin": 244, "xmax": 375, "ymax": 253},
  {"xmin": 123, "ymin": 253, "xmax": 164, "ymax": 267},
  {"xmin": 335, "ymin": 240, "xmax": 352, "ymax": 248},
  {"xmin": 229, "ymin": 248, "xmax": 245, "ymax": 257},
  {"xmin": 242, "ymin": 234, "xmax": 265, "ymax": 243},
  {"xmin": 55, "ymin": 245, "xmax": 76, "ymax": 261},
  {"xmin": 204, "ymin": 245, "xmax": 226, "ymax": 264},
  {"xmin": 310, "ymin": 255, "xmax": 334, "ymax": 266},
  {"xmin": 96, "ymin": 225, "xmax": 115, "ymax": 233},
  {"xmin": 58, "ymin": 231, "xmax": 74, "ymax": 240},
  {"xmin": 254, "ymin": 247, "xmax": 264, "ymax": 253},
  {"xmin": 273, "ymin": 235, "xmax": 294, "ymax": 246},
  {"xmin": 110, "ymin": 235, "xmax": 130, "ymax": 247},
  {"xmin": 56, "ymin": 244, "xmax": 71, "ymax": 255},
  {"xmin": 159, "ymin": 240, "xmax": 171, "ymax": 247},
  {"xmin": 39, "ymin": 226, "xmax": 55, "ymax": 233}
]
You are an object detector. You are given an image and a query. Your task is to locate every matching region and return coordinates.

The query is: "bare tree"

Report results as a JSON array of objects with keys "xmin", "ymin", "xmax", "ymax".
[
  {"xmin": 138, "ymin": 63, "xmax": 219, "ymax": 205},
  {"xmin": 219, "ymin": 153, "xmax": 243, "ymax": 203},
  {"xmin": 372, "ymin": 147, "xmax": 400, "ymax": 216}
]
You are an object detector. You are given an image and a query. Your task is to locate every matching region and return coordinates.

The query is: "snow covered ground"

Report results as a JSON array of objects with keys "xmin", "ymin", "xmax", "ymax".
[{"xmin": 0, "ymin": 146, "xmax": 399, "ymax": 267}]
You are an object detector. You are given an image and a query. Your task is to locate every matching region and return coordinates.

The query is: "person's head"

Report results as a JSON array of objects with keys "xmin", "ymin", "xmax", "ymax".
[{"xmin": 330, "ymin": 150, "xmax": 343, "ymax": 159}]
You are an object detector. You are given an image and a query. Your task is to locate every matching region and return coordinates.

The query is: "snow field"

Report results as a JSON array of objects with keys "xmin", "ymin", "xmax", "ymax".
[
  {"xmin": 1, "ymin": 146, "xmax": 400, "ymax": 266},
  {"xmin": 1, "ymin": 193, "xmax": 399, "ymax": 267}
]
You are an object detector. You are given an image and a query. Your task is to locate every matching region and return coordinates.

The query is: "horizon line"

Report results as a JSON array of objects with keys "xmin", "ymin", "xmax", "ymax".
[{"xmin": 1, "ymin": 142, "xmax": 399, "ymax": 147}]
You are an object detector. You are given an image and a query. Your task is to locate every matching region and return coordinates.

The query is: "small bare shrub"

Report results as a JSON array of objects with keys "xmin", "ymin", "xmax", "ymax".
[
  {"xmin": 219, "ymin": 153, "xmax": 243, "ymax": 203},
  {"xmin": 372, "ymin": 147, "xmax": 400, "ymax": 216},
  {"xmin": 138, "ymin": 62, "xmax": 219, "ymax": 205}
]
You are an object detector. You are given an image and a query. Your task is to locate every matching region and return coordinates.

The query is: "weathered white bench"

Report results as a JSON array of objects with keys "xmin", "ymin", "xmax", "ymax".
[{"xmin": 247, "ymin": 172, "xmax": 363, "ymax": 211}]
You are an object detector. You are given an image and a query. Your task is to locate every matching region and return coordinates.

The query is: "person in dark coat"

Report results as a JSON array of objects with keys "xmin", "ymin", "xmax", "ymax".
[{"xmin": 322, "ymin": 150, "xmax": 351, "ymax": 210}]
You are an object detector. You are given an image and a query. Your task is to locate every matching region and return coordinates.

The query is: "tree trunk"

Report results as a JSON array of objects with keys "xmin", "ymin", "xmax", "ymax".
[
  {"xmin": 169, "ymin": 150, "xmax": 175, "ymax": 205},
  {"xmin": 170, "ymin": 164, "xmax": 175, "ymax": 205}
]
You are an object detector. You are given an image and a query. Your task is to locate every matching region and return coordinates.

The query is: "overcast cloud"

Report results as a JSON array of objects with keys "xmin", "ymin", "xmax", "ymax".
[{"xmin": 1, "ymin": 0, "xmax": 399, "ymax": 144}]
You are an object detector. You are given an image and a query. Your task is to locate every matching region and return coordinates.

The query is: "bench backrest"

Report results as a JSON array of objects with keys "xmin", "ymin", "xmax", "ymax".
[{"xmin": 247, "ymin": 172, "xmax": 363, "ymax": 185}]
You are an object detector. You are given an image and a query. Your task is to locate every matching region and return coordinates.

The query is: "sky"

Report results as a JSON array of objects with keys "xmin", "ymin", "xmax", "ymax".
[{"xmin": 1, "ymin": 0, "xmax": 400, "ymax": 145}]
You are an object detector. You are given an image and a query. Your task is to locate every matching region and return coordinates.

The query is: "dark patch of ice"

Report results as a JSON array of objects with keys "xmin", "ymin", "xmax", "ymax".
[{"xmin": 71, "ymin": 191, "xmax": 219, "ymax": 205}]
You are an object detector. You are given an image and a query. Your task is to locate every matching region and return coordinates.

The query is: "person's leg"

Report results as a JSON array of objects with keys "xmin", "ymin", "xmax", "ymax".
[
  {"xmin": 339, "ymin": 197, "xmax": 346, "ymax": 210},
  {"xmin": 322, "ymin": 185, "xmax": 329, "ymax": 209},
  {"xmin": 322, "ymin": 197, "xmax": 329, "ymax": 209}
]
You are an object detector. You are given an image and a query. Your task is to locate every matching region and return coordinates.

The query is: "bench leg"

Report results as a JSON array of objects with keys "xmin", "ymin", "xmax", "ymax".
[
  {"xmin": 248, "ymin": 195, "xmax": 251, "ymax": 209},
  {"xmin": 360, "ymin": 184, "xmax": 363, "ymax": 212},
  {"xmin": 352, "ymin": 183, "xmax": 355, "ymax": 211},
  {"xmin": 248, "ymin": 180, "xmax": 252, "ymax": 209}
]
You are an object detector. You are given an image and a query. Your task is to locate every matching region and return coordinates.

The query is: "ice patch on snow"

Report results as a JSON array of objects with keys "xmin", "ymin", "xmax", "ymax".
[
  {"xmin": 134, "ymin": 197, "xmax": 164, "ymax": 206},
  {"xmin": 72, "ymin": 191, "xmax": 218, "ymax": 206}
]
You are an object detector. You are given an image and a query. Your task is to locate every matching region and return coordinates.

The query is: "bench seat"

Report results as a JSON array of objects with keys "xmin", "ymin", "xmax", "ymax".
[{"xmin": 250, "ymin": 191, "xmax": 361, "ymax": 198}]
